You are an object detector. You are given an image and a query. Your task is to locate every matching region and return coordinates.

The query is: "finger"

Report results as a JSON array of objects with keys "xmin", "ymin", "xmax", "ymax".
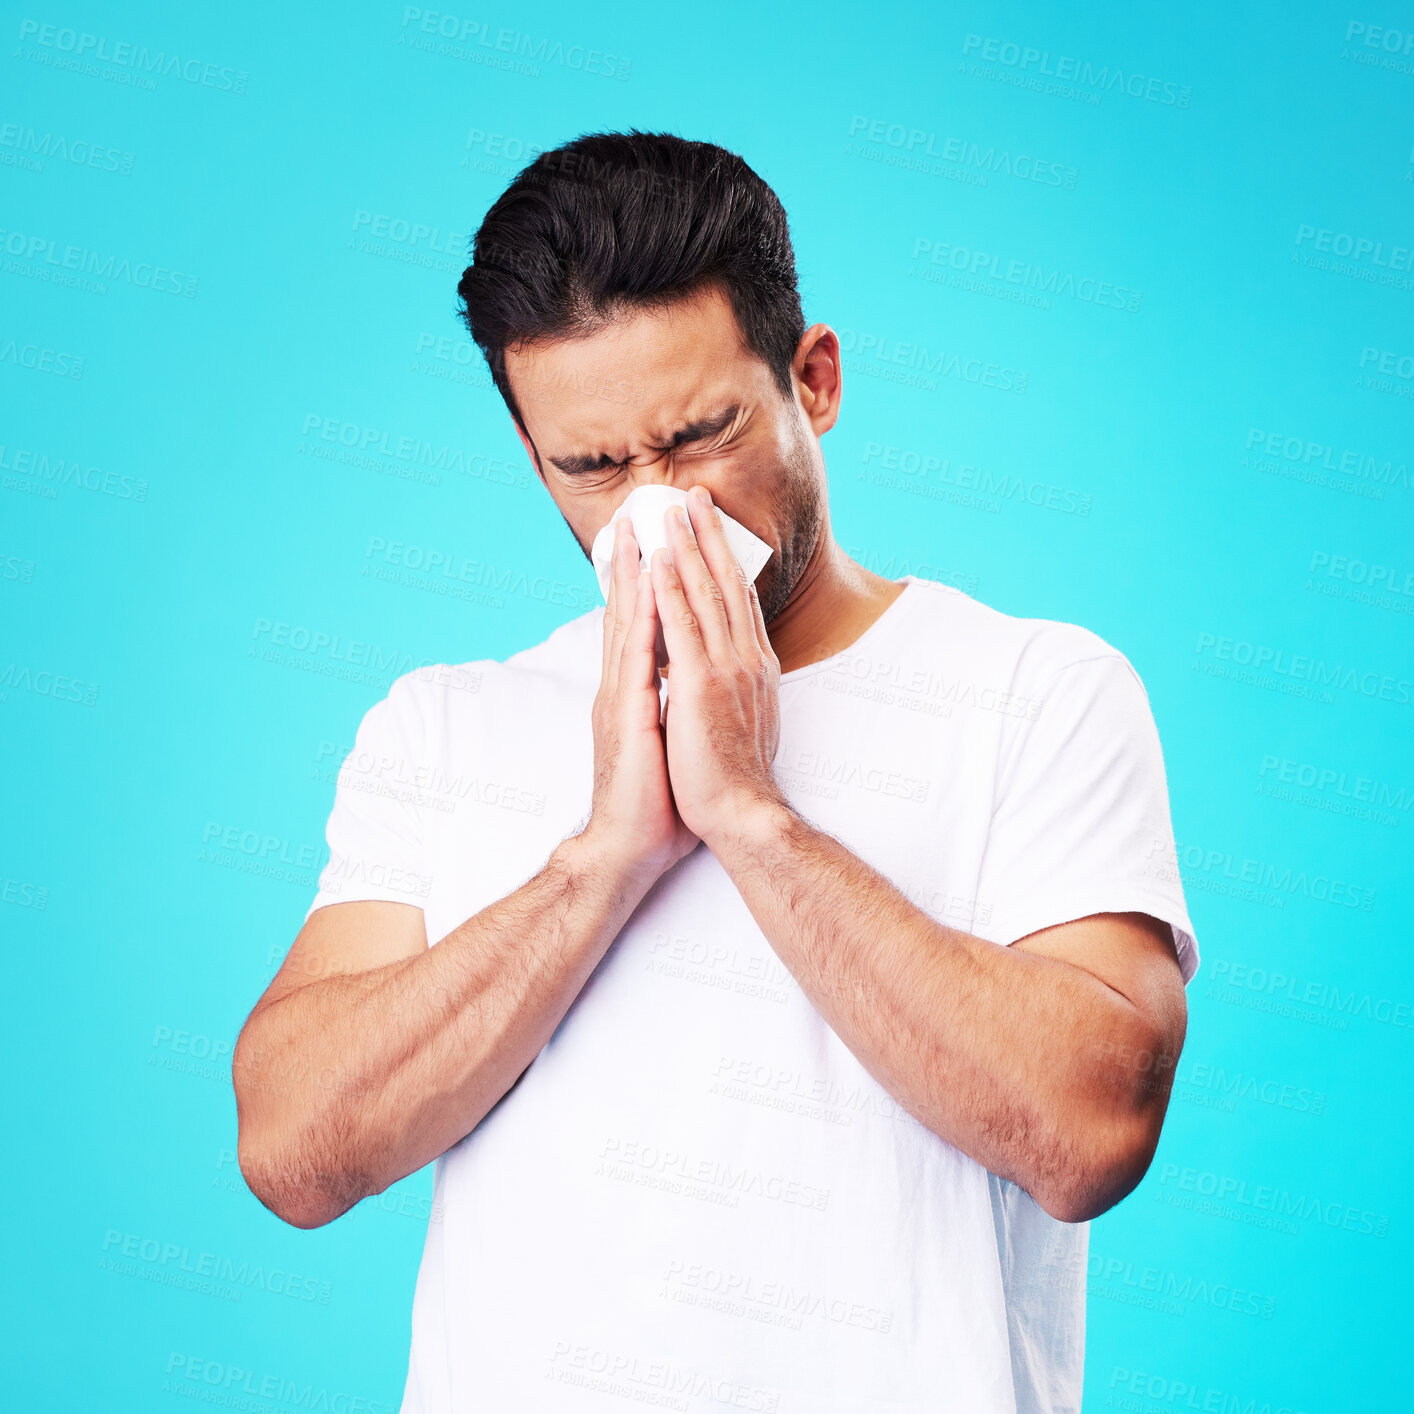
[
  {"xmin": 600, "ymin": 530, "xmax": 617, "ymax": 679},
  {"xmin": 604, "ymin": 517, "xmax": 639, "ymax": 692},
  {"xmin": 619, "ymin": 568, "xmax": 661, "ymax": 695},
  {"xmin": 685, "ymin": 485, "xmax": 756, "ymax": 659},
  {"xmin": 746, "ymin": 580, "xmax": 779, "ymax": 672},
  {"xmin": 651, "ymin": 543, "xmax": 710, "ymax": 676},
  {"xmin": 664, "ymin": 500, "xmax": 734, "ymax": 662}
]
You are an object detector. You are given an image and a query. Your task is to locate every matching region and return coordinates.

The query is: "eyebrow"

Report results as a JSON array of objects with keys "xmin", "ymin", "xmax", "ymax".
[{"xmin": 546, "ymin": 404, "xmax": 740, "ymax": 476}]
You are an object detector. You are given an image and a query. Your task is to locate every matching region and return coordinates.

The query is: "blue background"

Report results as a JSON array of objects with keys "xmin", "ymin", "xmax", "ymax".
[{"xmin": 5, "ymin": 2, "xmax": 1412, "ymax": 1408}]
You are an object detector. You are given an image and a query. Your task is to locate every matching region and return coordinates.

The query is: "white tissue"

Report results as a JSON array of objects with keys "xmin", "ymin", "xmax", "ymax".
[
  {"xmin": 591, "ymin": 484, "xmax": 772, "ymax": 604},
  {"xmin": 590, "ymin": 484, "xmax": 773, "ymax": 674}
]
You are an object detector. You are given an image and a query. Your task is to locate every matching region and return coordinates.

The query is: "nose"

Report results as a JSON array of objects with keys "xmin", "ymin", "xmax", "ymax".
[
  {"xmin": 626, "ymin": 461, "xmax": 684, "ymax": 493},
  {"xmin": 623, "ymin": 458, "xmax": 716, "ymax": 499}
]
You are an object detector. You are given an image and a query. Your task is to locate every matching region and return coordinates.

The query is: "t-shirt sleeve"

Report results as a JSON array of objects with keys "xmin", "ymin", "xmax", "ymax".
[
  {"xmin": 304, "ymin": 672, "xmax": 433, "ymax": 922},
  {"xmin": 973, "ymin": 651, "xmax": 1199, "ymax": 984}
]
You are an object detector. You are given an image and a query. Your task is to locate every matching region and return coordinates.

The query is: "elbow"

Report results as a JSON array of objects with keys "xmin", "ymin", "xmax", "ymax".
[
  {"xmin": 237, "ymin": 1134, "xmax": 341, "ymax": 1230},
  {"xmin": 237, "ymin": 1134, "xmax": 350, "ymax": 1230},
  {"xmin": 1035, "ymin": 1179, "xmax": 1125, "ymax": 1226},
  {"xmin": 1038, "ymin": 1006, "xmax": 1184, "ymax": 1223},
  {"xmin": 232, "ymin": 1022, "xmax": 353, "ymax": 1231},
  {"xmin": 1034, "ymin": 1115, "xmax": 1163, "ymax": 1225}
]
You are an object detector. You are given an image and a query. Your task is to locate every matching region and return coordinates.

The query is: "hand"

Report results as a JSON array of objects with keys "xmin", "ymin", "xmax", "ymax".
[
  {"xmin": 650, "ymin": 485, "xmax": 790, "ymax": 851},
  {"xmin": 580, "ymin": 516, "xmax": 701, "ymax": 883}
]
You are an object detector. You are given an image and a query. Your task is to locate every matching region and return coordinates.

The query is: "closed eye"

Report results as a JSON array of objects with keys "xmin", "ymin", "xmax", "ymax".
[
  {"xmin": 675, "ymin": 427, "xmax": 738, "ymax": 462},
  {"xmin": 548, "ymin": 405, "xmax": 740, "ymax": 477}
]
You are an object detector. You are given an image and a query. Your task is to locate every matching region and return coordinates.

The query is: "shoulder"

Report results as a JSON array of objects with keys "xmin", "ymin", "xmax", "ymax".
[
  {"xmin": 905, "ymin": 574, "xmax": 1138, "ymax": 693},
  {"xmin": 375, "ymin": 606, "xmax": 605, "ymax": 738}
]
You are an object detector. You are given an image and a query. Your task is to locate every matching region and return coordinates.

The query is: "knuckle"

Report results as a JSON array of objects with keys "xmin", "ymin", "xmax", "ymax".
[{"xmin": 745, "ymin": 658, "xmax": 774, "ymax": 697}]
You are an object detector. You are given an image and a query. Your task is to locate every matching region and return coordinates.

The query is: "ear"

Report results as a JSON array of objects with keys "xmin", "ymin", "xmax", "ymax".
[{"xmin": 792, "ymin": 324, "xmax": 842, "ymax": 438}]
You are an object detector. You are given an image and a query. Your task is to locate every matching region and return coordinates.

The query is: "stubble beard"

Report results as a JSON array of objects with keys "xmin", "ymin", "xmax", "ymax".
[{"xmin": 750, "ymin": 426, "xmax": 824, "ymax": 629}]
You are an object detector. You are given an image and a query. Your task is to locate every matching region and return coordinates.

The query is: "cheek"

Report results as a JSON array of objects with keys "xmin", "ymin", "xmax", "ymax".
[
  {"xmin": 560, "ymin": 497, "xmax": 618, "ymax": 557},
  {"xmin": 706, "ymin": 452, "xmax": 782, "ymax": 523},
  {"xmin": 562, "ymin": 482, "xmax": 625, "ymax": 526}
]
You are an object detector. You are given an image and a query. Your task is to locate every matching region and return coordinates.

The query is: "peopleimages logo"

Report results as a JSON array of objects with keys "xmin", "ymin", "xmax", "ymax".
[
  {"xmin": 838, "ymin": 329, "xmax": 1028, "ymax": 394},
  {"xmin": 1206, "ymin": 959, "xmax": 1414, "ymax": 1033},
  {"xmin": 1108, "ymin": 1368, "xmax": 1308, "ymax": 1414},
  {"xmin": 1244, "ymin": 428, "xmax": 1410, "ymax": 491},
  {"xmin": 0, "ymin": 445, "xmax": 148, "ymax": 500},
  {"xmin": 1259, "ymin": 754, "xmax": 1412, "ymax": 815},
  {"xmin": 0, "ymin": 340, "xmax": 85, "ymax": 379},
  {"xmin": 99, "ymin": 1229, "xmax": 333, "ymax": 1302},
  {"xmin": 163, "ymin": 1354, "xmax": 395, "ymax": 1414},
  {"xmin": 15, "ymin": 19, "xmax": 249, "ymax": 92},
  {"xmin": 0, "ymin": 121, "xmax": 136, "ymax": 175},
  {"xmin": 0, "ymin": 227, "xmax": 199, "ymax": 296},
  {"xmin": 1359, "ymin": 346, "xmax": 1414, "ymax": 381},
  {"xmin": 960, "ymin": 33, "xmax": 1192, "ymax": 106},
  {"xmin": 911, "ymin": 237, "xmax": 1142, "ymax": 312},
  {"xmin": 298, "ymin": 415, "xmax": 530, "ymax": 489},
  {"xmin": 1193, "ymin": 631, "xmax": 1413, "ymax": 707},
  {"xmin": 1165, "ymin": 839, "xmax": 1375, "ymax": 911},
  {"xmin": 1294, "ymin": 223, "xmax": 1414, "ymax": 271},
  {"xmin": 1341, "ymin": 19, "xmax": 1414, "ymax": 74},
  {"xmin": 1156, "ymin": 1165, "xmax": 1390, "ymax": 1239},
  {"xmin": 397, "ymin": 7, "xmax": 631, "ymax": 80},
  {"xmin": 846, "ymin": 116, "xmax": 1078, "ymax": 189}
]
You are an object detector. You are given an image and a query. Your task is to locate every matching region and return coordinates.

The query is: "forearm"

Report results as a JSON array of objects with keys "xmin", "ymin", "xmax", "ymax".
[
  {"xmin": 234, "ymin": 830, "xmax": 654, "ymax": 1227},
  {"xmin": 709, "ymin": 801, "xmax": 1166, "ymax": 1218}
]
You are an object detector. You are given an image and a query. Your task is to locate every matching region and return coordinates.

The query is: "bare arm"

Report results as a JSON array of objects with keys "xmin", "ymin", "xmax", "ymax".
[
  {"xmin": 233, "ymin": 832, "xmax": 655, "ymax": 1230},
  {"xmin": 235, "ymin": 517, "xmax": 697, "ymax": 1229},
  {"xmin": 646, "ymin": 488, "xmax": 1189, "ymax": 1226},
  {"xmin": 709, "ymin": 800, "xmax": 1188, "ymax": 1224}
]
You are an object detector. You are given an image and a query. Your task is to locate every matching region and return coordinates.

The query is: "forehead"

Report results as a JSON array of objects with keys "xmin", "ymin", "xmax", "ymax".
[{"xmin": 505, "ymin": 282, "xmax": 769, "ymax": 460}]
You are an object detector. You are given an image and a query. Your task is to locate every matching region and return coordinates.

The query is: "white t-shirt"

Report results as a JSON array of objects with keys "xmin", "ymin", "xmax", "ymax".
[{"xmin": 305, "ymin": 573, "xmax": 1199, "ymax": 1414}]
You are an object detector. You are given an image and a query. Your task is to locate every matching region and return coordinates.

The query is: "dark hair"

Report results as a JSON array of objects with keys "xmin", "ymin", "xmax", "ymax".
[{"xmin": 455, "ymin": 130, "xmax": 806, "ymax": 439}]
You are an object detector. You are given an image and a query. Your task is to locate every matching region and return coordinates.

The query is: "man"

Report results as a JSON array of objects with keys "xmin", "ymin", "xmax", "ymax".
[{"xmin": 234, "ymin": 130, "xmax": 1198, "ymax": 1413}]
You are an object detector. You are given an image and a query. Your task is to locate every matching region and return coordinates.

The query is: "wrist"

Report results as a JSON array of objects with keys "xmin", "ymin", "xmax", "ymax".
[
  {"xmin": 556, "ymin": 824, "xmax": 664, "ymax": 896},
  {"xmin": 700, "ymin": 790, "xmax": 800, "ymax": 864}
]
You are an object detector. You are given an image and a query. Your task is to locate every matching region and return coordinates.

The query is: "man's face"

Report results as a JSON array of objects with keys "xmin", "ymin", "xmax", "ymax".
[{"xmin": 503, "ymin": 281, "xmax": 830, "ymax": 626}]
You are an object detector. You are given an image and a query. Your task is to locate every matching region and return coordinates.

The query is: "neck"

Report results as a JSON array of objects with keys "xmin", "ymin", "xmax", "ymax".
[{"xmin": 767, "ymin": 538, "xmax": 905, "ymax": 675}]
